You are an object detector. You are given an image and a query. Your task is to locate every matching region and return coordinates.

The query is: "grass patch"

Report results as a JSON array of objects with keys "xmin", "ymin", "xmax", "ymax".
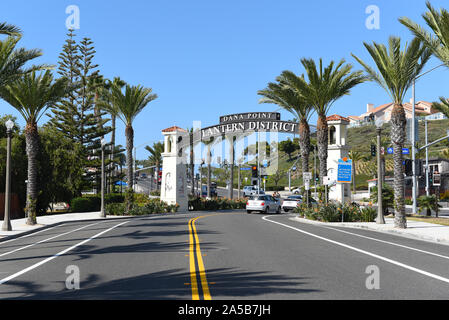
[{"xmin": 406, "ymin": 214, "xmax": 449, "ymax": 226}]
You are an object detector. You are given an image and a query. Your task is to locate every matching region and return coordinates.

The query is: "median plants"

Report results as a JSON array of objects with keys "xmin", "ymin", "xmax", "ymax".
[
  {"xmin": 294, "ymin": 202, "xmax": 376, "ymax": 223},
  {"xmin": 188, "ymin": 197, "xmax": 247, "ymax": 211},
  {"xmin": 106, "ymin": 198, "xmax": 178, "ymax": 216}
]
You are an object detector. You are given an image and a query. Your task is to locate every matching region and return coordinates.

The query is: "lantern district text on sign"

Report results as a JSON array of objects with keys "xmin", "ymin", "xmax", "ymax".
[{"xmin": 202, "ymin": 111, "xmax": 297, "ymax": 139}]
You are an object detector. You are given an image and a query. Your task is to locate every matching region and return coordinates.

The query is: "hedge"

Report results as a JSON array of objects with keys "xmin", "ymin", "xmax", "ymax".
[{"xmin": 70, "ymin": 193, "xmax": 125, "ymax": 212}]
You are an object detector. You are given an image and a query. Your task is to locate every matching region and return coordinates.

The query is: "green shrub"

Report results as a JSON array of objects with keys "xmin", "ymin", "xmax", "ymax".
[
  {"xmin": 70, "ymin": 197, "xmax": 100, "ymax": 212},
  {"xmin": 70, "ymin": 193, "xmax": 125, "ymax": 213},
  {"xmin": 188, "ymin": 198, "xmax": 246, "ymax": 211},
  {"xmin": 106, "ymin": 203, "xmax": 126, "ymax": 216},
  {"xmin": 319, "ymin": 203, "xmax": 341, "ymax": 222},
  {"xmin": 360, "ymin": 206, "xmax": 376, "ymax": 222},
  {"xmin": 134, "ymin": 193, "xmax": 151, "ymax": 205},
  {"xmin": 150, "ymin": 190, "xmax": 160, "ymax": 197}
]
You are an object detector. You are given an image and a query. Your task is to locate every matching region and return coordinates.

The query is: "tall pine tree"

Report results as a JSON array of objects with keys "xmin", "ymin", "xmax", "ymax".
[{"xmin": 49, "ymin": 31, "xmax": 111, "ymax": 192}]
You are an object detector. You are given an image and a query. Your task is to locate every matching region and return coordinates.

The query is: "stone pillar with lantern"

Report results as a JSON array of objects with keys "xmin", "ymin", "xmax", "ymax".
[
  {"xmin": 160, "ymin": 126, "xmax": 189, "ymax": 212},
  {"xmin": 326, "ymin": 115, "xmax": 351, "ymax": 203}
]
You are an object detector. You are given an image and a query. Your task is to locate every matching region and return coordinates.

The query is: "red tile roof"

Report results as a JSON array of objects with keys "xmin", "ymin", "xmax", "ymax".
[
  {"xmin": 326, "ymin": 114, "xmax": 350, "ymax": 122},
  {"xmin": 162, "ymin": 126, "xmax": 187, "ymax": 133}
]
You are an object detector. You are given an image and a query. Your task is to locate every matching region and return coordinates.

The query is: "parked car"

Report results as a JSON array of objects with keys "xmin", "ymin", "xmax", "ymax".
[
  {"xmin": 281, "ymin": 195, "xmax": 303, "ymax": 212},
  {"xmin": 141, "ymin": 173, "xmax": 147, "ymax": 179},
  {"xmin": 291, "ymin": 188, "xmax": 301, "ymax": 195},
  {"xmin": 246, "ymin": 195, "xmax": 281, "ymax": 214}
]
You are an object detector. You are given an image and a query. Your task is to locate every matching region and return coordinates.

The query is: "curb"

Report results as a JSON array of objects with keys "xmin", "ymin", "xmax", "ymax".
[
  {"xmin": 0, "ymin": 210, "xmax": 245, "ymax": 243},
  {"xmin": 0, "ymin": 212, "xmax": 179, "ymax": 243},
  {"xmin": 290, "ymin": 216, "xmax": 449, "ymax": 246}
]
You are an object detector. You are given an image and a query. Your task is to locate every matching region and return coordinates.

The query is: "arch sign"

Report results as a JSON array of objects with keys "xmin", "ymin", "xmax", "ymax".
[{"xmin": 201, "ymin": 112, "xmax": 298, "ymax": 140}]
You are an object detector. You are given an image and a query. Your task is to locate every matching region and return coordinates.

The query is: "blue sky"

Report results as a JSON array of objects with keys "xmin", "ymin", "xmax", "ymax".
[{"xmin": 2, "ymin": 0, "xmax": 449, "ymax": 160}]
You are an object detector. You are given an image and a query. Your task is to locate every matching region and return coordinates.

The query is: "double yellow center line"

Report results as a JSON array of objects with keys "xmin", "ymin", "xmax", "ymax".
[{"xmin": 188, "ymin": 215, "xmax": 212, "ymax": 300}]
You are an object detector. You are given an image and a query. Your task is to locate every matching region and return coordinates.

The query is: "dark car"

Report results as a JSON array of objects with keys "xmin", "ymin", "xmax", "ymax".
[{"xmin": 201, "ymin": 185, "xmax": 217, "ymax": 197}]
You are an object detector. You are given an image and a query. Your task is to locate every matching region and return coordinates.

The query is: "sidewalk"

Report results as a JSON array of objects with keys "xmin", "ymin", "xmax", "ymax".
[
  {"xmin": 291, "ymin": 216, "xmax": 449, "ymax": 246},
  {"xmin": 0, "ymin": 212, "xmax": 131, "ymax": 240}
]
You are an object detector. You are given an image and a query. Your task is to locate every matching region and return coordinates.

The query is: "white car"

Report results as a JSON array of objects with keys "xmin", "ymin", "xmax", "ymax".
[
  {"xmin": 246, "ymin": 195, "xmax": 281, "ymax": 214},
  {"xmin": 281, "ymin": 195, "xmax": 303, "ymax": 212},
  {"xmin": 291, "ymin": 188, "xmax": 301, "ymax": 195},
  {"xmin": 243, "ymin": 186, "xmax": 265, "ymax": 197}
]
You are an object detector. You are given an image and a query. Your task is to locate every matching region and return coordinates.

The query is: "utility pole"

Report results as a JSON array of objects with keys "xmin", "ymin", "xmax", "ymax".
[{"xmin": 411, "ymin": 63, "xmax": 445, "ymax": 214}]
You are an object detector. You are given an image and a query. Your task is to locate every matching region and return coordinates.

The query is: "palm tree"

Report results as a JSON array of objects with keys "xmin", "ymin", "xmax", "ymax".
[
  {"xmin": 106, "ymin": 82, "xmax": 157, "ymax": 210},
  {"xmin": 280, "ymin": 58, "xmax": 367, "ymax": 183},
  {"xmin": 0, "ymin": 22, "xmax": 21, "ymax": 36},
  {"xmin": 100, "ymin": 77, "xmax": 126, "ymax": 192},
  {"xmin": 0, "ymin": 71, "xmax": 69, "ymax": 225},
  {"xmin": 418, "ymin": 194, "xmax": 441, "ymax": 217},
  {"xmin": 352, "ymin": 36, "xmax": 431, "ymax": 229},
  {"xmin": 145, "ymin": 141, "xmax": 164, "ymax": 190},
  {"xmin": 399, "ymin": 1, "xmax": 449, "ymax": 67},
  {"xmin": 348, "ymin": 150, "xmax": 364, "ymax": 195},
  {"xmin": 0, "ymin": 35, "xmax": 49, "ymax": 89},
  {"xmin": 258, "ymin": 76, "xmax": 314, "ymax": 183}
]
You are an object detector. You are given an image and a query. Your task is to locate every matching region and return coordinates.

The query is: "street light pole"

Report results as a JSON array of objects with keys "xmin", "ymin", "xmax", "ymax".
[
  {"xmin": 425, "ymin": 118, "xmax": 430, "ymax": 196},
  {"xmin": 2, "ymin": 120, "xmax": 14, "ymax": 231},
  {"xmin": 376, "ymin": 127, "xmax": 385, "ymax": 224},
  {"xmin": 100, "ymin": 138, "xmax": 106, "ymax": 218},
  {"xmin": 412, "ymin": 79, "xmax": 417, "ymax": 215}
]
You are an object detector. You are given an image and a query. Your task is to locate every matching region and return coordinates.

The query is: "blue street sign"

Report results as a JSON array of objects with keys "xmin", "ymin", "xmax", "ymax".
[
  {"xmin": 337, "ymin": 159, "xmax": 352, "ymax": 184},
  {"xmin": 240, "ymin": 167, "xmax": 251, "ymax": 171},
  {"xmin": 387, "ymin": 147, "xmax": 409, "ymax": 155}
]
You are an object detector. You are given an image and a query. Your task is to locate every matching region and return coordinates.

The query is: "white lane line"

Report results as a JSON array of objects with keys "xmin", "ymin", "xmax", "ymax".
[
  {"xmin": 0, "ymin": 220, "xmax": 131, "ymax": 285},
  {"xmin": 0, "ymin": 221, "xmax": 106, "ymax": 258},
  {"xmin": 263, "ymin": 215, "xmax": 449, "ymax": 285},
  {"xmin": 321, "ymin": 225, "xmax": 449, "ymax": 261},
  {"xmin": 0, "ymin": 225, "xmax": 64, "ymax": 245}
]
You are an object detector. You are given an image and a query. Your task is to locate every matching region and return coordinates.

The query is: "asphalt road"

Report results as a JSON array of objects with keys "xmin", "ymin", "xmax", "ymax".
[{"xmin": 0, "ymin": 211, "xmax": 449, "ymax": 299}]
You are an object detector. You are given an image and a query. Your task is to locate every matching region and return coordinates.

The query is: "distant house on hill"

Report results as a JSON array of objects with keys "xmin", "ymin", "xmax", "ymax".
[{"xmin": 349, "ymin": 99, "xmax": 440, "ymax": 127}]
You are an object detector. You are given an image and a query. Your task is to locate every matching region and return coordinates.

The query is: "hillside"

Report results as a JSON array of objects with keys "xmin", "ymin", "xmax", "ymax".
[{"xmin": 207, "ymin": 118, "xmax": 449, "ymax": 190}]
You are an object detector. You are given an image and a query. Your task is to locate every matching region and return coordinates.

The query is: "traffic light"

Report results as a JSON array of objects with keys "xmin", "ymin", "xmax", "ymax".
[
  {"xmin": 415, "ymin": 159, "xmax": 423, "ymax": 177},
  {"xmin": 251, "ymin": 165, "xmax": 258, "ymax": 178},
  {"xmin": 404, "ymin": 159, "xmax": 413, "ymax": 176},
  {"xmin": 370, "ymin": 144, "xmax": 376, "ymax": 157}
]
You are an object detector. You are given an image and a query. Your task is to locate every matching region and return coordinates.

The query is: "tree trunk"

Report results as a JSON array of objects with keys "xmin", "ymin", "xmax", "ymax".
[
  {"xmin": 299, "ymin": 119, "xmax": 310, "ymax": 176},
  {"xmin": 125, "ymin": 125, "xmax": 134, "ymax": 212},
  {"xmin": 110, "ymin": 114, "xmax": 116, "ymax": 193},
  {"xmin": 317, "ymin": 114, "xmax": 328, "ymax": 183},
  {"xmin": 391, "ymin": 104, "xmax": 407, "ymax": 229},
  {"xmin": 25, "ymin": 122, "xmax": 39, "ymax": 225}
]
